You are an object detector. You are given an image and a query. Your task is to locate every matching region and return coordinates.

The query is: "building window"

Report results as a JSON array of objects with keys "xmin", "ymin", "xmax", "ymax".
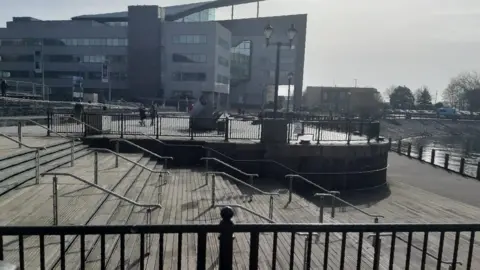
[
  {"xmin": 0, "ymin": 70, "xmax": 29, "ymax": 78},
  {"xmin": 230, "ymin": 40, "xmax": 252, "ymax": 83},
  {"xmin": 218, "ymin": 37, "xmax": 230, "ymax": 50},
  {"xmin": 172, "ymin": 35, "xmax": 207, "ymax": 44},
  {"xmin": 172, "ymin": 90, "xmax": 194, "ymax": 99},
  {"xmin": 218, "ymin": 56, "xmax": 229, "ymax": 67},
  {"xmin": 0, "ymin": 54, "xmax": 34, "ymax": 62},
  {"xmin": 216, "ymin": 74, "xmax": 229, "ymax": 85},
  {"xmin": 172, "ymin": 72, "xmax": 206, "ymax": 82},
  {"xmin": 39, "ymin": 38, "xmax": 128, "ymax": 47},
  {"xmin": 105, "ymin": 22, "xmax": 128, "ymax": 27},
  {"xmin": 172, "ymin": 53, "xmax": 206, "ymax": 63}
]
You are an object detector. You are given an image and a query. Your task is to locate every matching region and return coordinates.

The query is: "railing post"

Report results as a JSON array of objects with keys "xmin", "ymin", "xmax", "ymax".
[
  {"xmin": 94, "ymin": 152, "xmax": 98, "ymax": 184},
  {"xmin": 407, "ymin": 143, "xmax": 412, "ymax": 157},
  {"xmin": 218, "ymin": 207, "xmax": 235, "ymax": 270},
  {"xmin": 444, "ymin": 153, "xmax": 449, "ymax": 170},
  {"xmin": 373, "ymin": 237, "xmax": 381, "ymax": 270},
  {"xmin": 17, "ymin": 121, "xmax": 22, "ymax": 148},
  {"xmin": 35, "ymin": 150, "xmax": 40, "ymax": 184},
  {"xmin": 331, "ymin": 194, "xmax": 336, "ymax": 218},
  {"xmin": 156, "ymin": 115, "xmax": 160, "ymax": 139},
  {"xmin": 388, "ymin": 138, "xmax": 392, "ymax": 149},
  {"xmin": 224, "ymin": 118, "xmax": 229, "ymax": 142},
  {"xmin": 115, "ymin": 140, "xmax": 119, "ymax": 168},
  {"xmin": 211, "ymin": 174, "xmax": 216, "ymax": 207},
  {"xmin": 418, "ymin": 146, "xmax": 423, "ymax": 161},
  {"xmin": 268, "ymin": 195, "xmax": 274, "ymax": 220},
  {"xmin": 52, "ymin": 176, "xmax": 58, "ymax": 226},
  {"xmin": 288, "ymin": 176, "xmax": 293, "ymax": 203},
  {"xmin": 431, "ymin": 149, "xmax": 436, "ymax": 165},
  {"xmin": 120, "ymin": 113, "xmax": 124, "ymax": 139},
  {"xmin": 460, "ymin": 158, "xmax": 465, "ymax": 175},
  {"xmin": 158, "ymin": 174, "xmax": 162, "ymax": 204},
  {"xmin": 397, "ymin": 140, "xmax": 402, "ymax": 154},
  {"xmin": 163, "ymin": 158, "xmax": 168, "ymax": 170},
  {"xmin": 47, "ymin": 111, "xmax": 51, "ymax": 137},
  {"xmin": 249, "ymin": 175, "xmax": 254, "ymax": 185},
  {"xmin": 477, "ymin": 161, "xmax": 480, "ymax": 181},
  {"xmin": 318, "ymin": 195, "xmax": 324, "ymax": 223},
  {"xmin": 346, "ymin": 120, "xmax": 351, "ymax": 145},
  {"xmin": 190, "ymin": 119, "xmax": 194, "ymax": 140},
  {"xmin": 70, "ymin": 139, "xmax": 75, "ymax": 167},
  {"xmin": 205, "ymin": 151, "xmax": 210, "ymax": 185}
]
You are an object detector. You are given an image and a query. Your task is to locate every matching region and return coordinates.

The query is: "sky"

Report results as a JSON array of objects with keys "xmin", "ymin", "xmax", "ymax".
[{"xmin": 2, "ymin": 0, "xmax": 480, "ymax": 100}]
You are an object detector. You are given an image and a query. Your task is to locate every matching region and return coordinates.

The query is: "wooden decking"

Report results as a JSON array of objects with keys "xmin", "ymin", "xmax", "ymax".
[{"xmin": 1, "ymin": 144, "xmax": 480, "ymax": 269}]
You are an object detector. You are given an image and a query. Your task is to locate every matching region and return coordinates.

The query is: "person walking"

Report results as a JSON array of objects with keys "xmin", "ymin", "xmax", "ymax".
[
  {"xmin": 1, "ymin": 79, "xmax": 8, "ymax": 97},
  {"xmin": 150, "ymin": 103, "xmax": 156, "ymax": 126}
]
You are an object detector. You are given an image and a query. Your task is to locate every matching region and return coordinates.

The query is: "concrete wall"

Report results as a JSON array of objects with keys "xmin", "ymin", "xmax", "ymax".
[{"xmin": 219, "ymin": 14, "xmax": 307, "ymax": 109}]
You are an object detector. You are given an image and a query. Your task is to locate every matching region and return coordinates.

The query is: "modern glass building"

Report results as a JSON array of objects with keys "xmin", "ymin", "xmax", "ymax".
[{"xmin": 0, "ymin": 0, "xmax": 307, "ymax": 109}]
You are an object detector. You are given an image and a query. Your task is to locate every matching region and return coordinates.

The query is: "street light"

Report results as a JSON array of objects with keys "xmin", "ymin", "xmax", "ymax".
[
  {"xmin": 286, "ymin": 72, "xmax": 294, "ymax": 114},
  {"xmin": 264, "ymin": 23, "xmax": 297, "ymax": 118}
]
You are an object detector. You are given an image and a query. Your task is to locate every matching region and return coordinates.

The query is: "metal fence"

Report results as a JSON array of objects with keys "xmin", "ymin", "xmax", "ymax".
[
  {"xmin": 0, "ymin": 207, "xmax": 477, "ymax": 270},
  {"xmin": 48, "ymin": 112, "xmax": 379, "ymax": 143}
]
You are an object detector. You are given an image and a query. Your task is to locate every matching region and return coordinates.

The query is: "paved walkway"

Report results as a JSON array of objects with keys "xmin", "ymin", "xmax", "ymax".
[{"xmin": 388, "ymin": 152, "xmax": 480, "ymax": 208}]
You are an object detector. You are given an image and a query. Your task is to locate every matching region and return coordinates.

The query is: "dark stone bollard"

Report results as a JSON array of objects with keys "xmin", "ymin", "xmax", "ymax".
[
  {"xmin": 218, "ymin": 207, "xmax": 235, "ymax": 270},
  {"xmin": 418, "ymin": 146, "xmax": 423, "ymax": 161},
  {"xmin": 397, "ymin": 140, "xmax": 402, "ymax": 154},
  {"xmin": 431, "ymin": 149, "xmax": 435, "ymax": 165},
  {"xmin": 477, "ymin": 161, "xmax": 480, "ymax": 180},
  {"xmin": 407, "ymin": 143, "xmax": 412, "ymax": 157}
]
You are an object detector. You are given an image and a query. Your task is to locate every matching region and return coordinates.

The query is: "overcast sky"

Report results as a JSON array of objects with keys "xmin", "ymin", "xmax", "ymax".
[{"xmin": 1, "ymin": 0, "xmax": 480, "ymax": 99}]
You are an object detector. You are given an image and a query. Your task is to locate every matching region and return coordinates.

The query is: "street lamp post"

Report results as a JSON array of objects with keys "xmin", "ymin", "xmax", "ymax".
[
  {"xmin": 264, "ymin": 23, "xmax": 297, "ymax": 118},
  {"xmin": 286, "ymin": 72, "xmax": 294, "ymax": 114}
]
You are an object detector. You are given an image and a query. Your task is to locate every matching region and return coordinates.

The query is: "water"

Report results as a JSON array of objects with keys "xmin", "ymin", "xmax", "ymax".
[{"xmin": 399, "ymin": 136, "xmax": 480, "ymax": 177}]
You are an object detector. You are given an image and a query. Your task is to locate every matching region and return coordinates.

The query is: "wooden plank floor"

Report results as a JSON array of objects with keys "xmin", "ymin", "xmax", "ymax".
[{"xmin": 144, "ymin": 169, "xmax": 396, "ymax": 270}]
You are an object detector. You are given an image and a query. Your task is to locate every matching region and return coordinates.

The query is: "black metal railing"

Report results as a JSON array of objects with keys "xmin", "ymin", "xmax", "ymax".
[
  {"xmin": 1, "ymin": 207, "xmax": 478, "ymax": 270},
  {"xmin": 47, "ymin": 112, "xmax": 379, "ymax": 143},
  {"xmin": 390, "ymin": 139, "xmax": 480, "ymax": 179}
]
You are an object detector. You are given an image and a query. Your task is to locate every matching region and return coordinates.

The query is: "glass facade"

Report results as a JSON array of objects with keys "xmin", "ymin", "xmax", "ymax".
[
  {"xmin": 172, "ymin": 53, "xmax": 206, "ymax": 63},
  {"xmin": 105, "ymin": 22, "xmax": 128, "ymax": 27},
  {"xmin": 175, "ymin": 9, "xmax": 215, "ymax": 22},
  {"xmin": 230, "ymin": 40, "xmax": 252, "ymax": 83},
  {"xmin": 218, "ymin": 56, "xmax": 229, "ymax": 67},
  {"xmin": 217, "ymin": 37, "xmax": 230, "ymax": 51},
  {"xmin": 0, "ymin": 54, "xmax": 34, "ymax": 62},
  {"xmin": 0, "ymin": 54, "xmax": 126, "ymax": 63},
  {"xmin": 0, "ymin": 38, "xmax": 128, "ymax": 47},
  {"xmin": 172, "ymin": 72, "xmax": 206, "ymax": 82},
  {"xmin": 172, "ymin": 35, "xmax": 207, "ymax": 44}
]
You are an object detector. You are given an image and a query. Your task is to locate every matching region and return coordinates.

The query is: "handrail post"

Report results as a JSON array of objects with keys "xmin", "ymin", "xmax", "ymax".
[
  {"xmin": 52, "ymin": 176, "xmax": 58, "ymax": 226},
  {"xmin": 120, "ymin": 113, "xmax": 124, "ymax": 139},
  {"xmin": 268, "ymin": 195, "xmax": 274, "ymax": 220},
  {"xmin": 288, "ymin": 176, "xmax": 293, "ymax": 203},
  {"xmin": 407, "ymin": 143, "xmax": 412, "ymax": 157},
  {"xmin": 35, "ymin": 150, "xmax": 40, "ymax": 184},
  {"xmin": 330, "ymin": 191, "xmax": 340, "ymax": 218},
  {"xmin": 318, "ymin": 195, "xmax": 324, "ymax": 223},
  {"xmin": 156, "ymin": 114, "xmax": 160, "ymax": 139},
  {"xmin": 115, "ymin": 140, "xmax": 119, "ymax": 168},
  {"xmin": 47, "ymin": 110, "xmax": 51, "ymax": 136},
  {"xmin": 94, "ymin": 152, "xmax": 98, "ymax": 184},
  {"xmin": 211, "ymin": 174, "xmax": 216, "ymax": 207},
  {"xmin": 68, "ymin": 139, "xmax": 74, "ymax": 167},
  {"xmin": 460, "ymin": 158, "xmax": 465, "ymax": 175},
  {"xmin": 431, "ymin": 149, "xmax": 435, "ymax": 164},
  {"xmin": 205, "ymin": 150, "xmax": 210, "ymax": 185},
  {"xmin": 146, "ymin": 208, "xmax": 152, "ymax": 252},
  {"xmin": 444, "ymin": 153, "xmax": 449, "ymax": 170},
  {"xmin": 163, "ymin": 158, "xmax": 168, "ymax": 170},
  {"xmin": 249, "ymin": 174, "xmax": 254, "ymax": 185},
  {"xmin": 158, "ymin": 174, "xmax": 162, "ymax": 204},
  {"xmin": 17, "ymin": 121, "xmax": 22, "ymax": 148},
  {"xmin": 418, "ymin": 146, "xmax": 423, "ymax": 161},
  {"xmin": 218, "ymin": 207, "xmax": 234, "ymax": 270},
  {"xmin": 397, "ymin": 140, "xmax": 402, "ymax": 153},
  {"xmin": 224, "ymin": 118, "xmax": 229, "ymax": 142}
]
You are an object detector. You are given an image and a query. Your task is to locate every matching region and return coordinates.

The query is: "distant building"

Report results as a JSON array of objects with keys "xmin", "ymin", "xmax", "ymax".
[
  {"xmin": 303, "ymin": 86, "xmax": 379, "ymax": 113},
  {"xmin": 0, "ymin": 0, "xmax": 307, "ymax": 108}
]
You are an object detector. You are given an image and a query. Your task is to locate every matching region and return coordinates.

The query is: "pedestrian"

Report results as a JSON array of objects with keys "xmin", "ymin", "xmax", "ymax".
[
  {"xmin": 139, "ymin": 106, "xmax": 146, "ymax": 126},
  {"xmin": 150, "ymin": 103, "xmax": 156, "ymax": 126},
  {"xmin": 1, "ymin": 79, "xmax": 8, "ymax": 97}
]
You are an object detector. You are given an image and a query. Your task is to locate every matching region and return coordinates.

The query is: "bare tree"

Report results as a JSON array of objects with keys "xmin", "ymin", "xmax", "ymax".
[
  {"xmin": 443, "ymin": 71, "xmax": 480, "ymax": 109},
  {"xmin": 383, "ymin": 85, "xmax": 396, "ymax": 101}
]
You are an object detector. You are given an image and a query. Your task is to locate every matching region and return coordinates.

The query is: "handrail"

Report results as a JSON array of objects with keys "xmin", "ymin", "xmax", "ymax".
[
  {"xmin": 25, "ymin": 119, "xmax": 79, "ymax": 141},
  {"xmin": 287, "ymin": 174, "xmax": 384, "ymax": 220},
  {"xmin": 201, "ymin": 157, "xmax": 259, "ymax": 178},
  {"xmin": 62, "ymin": 115, "xmax": 103, "ymax": 132},
  {"xmin": 213, "ymin": 204, "xmax": 275, "ymax": 223},
  {"xmin": 367, "ymin": 233, "xmax": 463, "ymax": 267},
  {"xmin": 89, "ymin": 148, "xmax": 169, "ymax": 174},
  {"xmin": 110, "ymin": 138, "xmax": 173, "ymax": 161},
  {"xmin": 208, "ymin": 171, "xmax": 280, "ymax": 196},
  {"xmin": 42, "ymin": 172, "xmax": 162, "ymax": 209},
  {"xmin": 0, "ymin": 133, "xmax": 45, "ymax": 150}
]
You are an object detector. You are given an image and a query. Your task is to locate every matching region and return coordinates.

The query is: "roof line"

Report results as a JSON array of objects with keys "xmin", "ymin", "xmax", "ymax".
[{"xmin": 165, "ymin": 0, "xmax": 265, "ymax": 21}]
